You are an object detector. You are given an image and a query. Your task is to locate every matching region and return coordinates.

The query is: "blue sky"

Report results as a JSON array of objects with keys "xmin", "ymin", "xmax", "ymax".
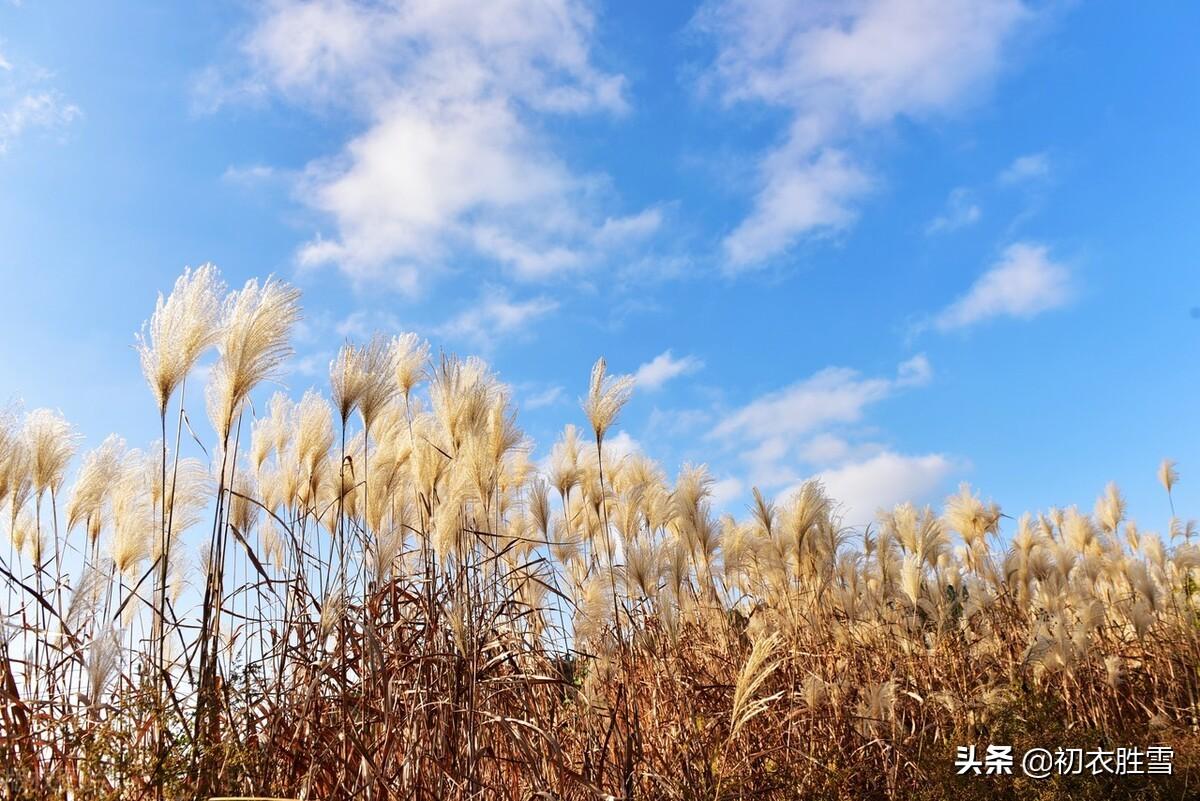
[{"xmin": 1, "ymin": 0, "xmax": 1198, "ymax": 532}]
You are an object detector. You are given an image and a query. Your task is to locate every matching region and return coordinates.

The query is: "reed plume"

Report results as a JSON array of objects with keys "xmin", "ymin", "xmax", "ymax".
[
  {"xmin": 583, "ymin": 357, "xmax": 634, "ymax": 443},
  {"xmin": 135, "ymin": 263, "xmax": 225, "ymax": 414},
  {"xmin": 206, "ymin": 275, "xmax": 302, "ymax": 440},
  {"xmin": 66, "ymin": 434, "xmax": 125, "ymax": 539},
  {"xmin": 330, "ymin": 334, "xmax": 396, "ymax": 430},
  {"xmin": 24, "ymin": 408, "xmax": 78, "ymax": 499}
]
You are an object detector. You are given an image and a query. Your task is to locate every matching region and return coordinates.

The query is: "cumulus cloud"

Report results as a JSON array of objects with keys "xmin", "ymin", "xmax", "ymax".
[
  {"xmin": 694, "ymin": 0, "xmax": 1032, "ymax": 268},
  {"xmin": 605, "ymin": 430, "xmax": 641, "ymax": 462},
  {"xmin": 813, "ymin": 450, "xmax": 955, "ymax": 526},
  {"xmin": 214, "ymin": 0, "xmax": 654, "ymax": 292},
  {"xmin": 634, "ymin": 350, "xmax": 704, "ymax": 391},
  {"xmin": 935, "ymin": 242, "xmax": 1071, "ymax": 331}
]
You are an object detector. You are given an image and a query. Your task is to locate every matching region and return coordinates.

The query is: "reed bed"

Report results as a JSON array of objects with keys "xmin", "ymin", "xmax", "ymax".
[{"xmin": 1, "ymin": 265, "xmax": 1197, "ymax": 800}]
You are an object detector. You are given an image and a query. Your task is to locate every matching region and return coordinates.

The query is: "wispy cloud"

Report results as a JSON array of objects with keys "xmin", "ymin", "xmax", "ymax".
[
  {"xmin": 896, "ymin": 353, "xmax": 933, "ymax": 387},
  {"xmin": 721, "ymin": 148, "xmax": 873, "ymax": 267},
  {"xmin": 710, "ymin": 354, "xmax": 933, "ymax": 486},
  {"xmin": 438, "ymin": 286, "xmax": 558, "ymax": 346},
  {"xmin": 926, "ymin": 187, "xmax": 981, "ymax": 234},
  {"xmin": 633, "ymin": 350, "xmax": 703, "ymax": 391},
  {"xmin": 935, "ymin": 242, "xmax": 1071, "ymax": 331},
  {"xmin": 713, "ymin": 355, "xmax": 930, "ymax": 443},
  {"xmin": 207, "ymin": 0, "xmax": 657, "ymax": 294},
  {"xmin": 0, "ymin": 49, "xmax": 81, "ymax": 155},
  {"xmin": 709, "ymin": 476, "xmax": 745, "ymax": 509},
  {"xmin": 999, "ymin": 151, "xmax": 1051, "ymax": 185},
  {"xmin": 694, "ymin": 0, "xmax": 1033, "ymax": 269},
  {"xmin": 0, "ymin": 93, "xmax": 80, "ymax": 154},
  {"xmin": 222, "ymin": 163, "xmax": 277, "ymax": 185},
  {"xmin": 524, "ymin": 384, "xmax": 565, "ymax": 410},
  {"xmin": 333, "ymin": 309, "xmax": 404, "ymax": 340}
]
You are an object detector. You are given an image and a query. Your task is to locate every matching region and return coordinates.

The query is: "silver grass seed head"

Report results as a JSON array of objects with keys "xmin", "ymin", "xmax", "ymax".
[
  {"xmin": 295, "ymin": 389, "xmax": 334, "ymax": 477},
  {"xmin": 135, "ymin": 263, "xmax": 225, "ymax": 414},
  {"xmin": 24, "ymin": 407, "xmax": 79, "ymax": 498},
  {"xmin": 1158, "ymin": 458, "xmax": 1179, "ymax": 495},
  {"xmin": 583, "ymin": 357, "xmax": 634, "ymax": 444},
  {"xmin": 66, "ymin": 433, "xmax": 126, "ymax": 535},
  {"xmin": 86, "ymin": 628, "xmax": 121, "ymax": 705},
  {"xmin": 330, "ymin": 334, "xmax": 397, "ymax": 431},
  {"xmin": 0, "ymin": 406, "xmax": 21, "ymax": 508},
  {"xmin": 1095, "ymin": 481, "xmax": 1126, "ymax": 534},
  {"xmin": 208, "ymin": 276, "xmax": 302, "ymax": 440},
  {"xmin": 392, "ymin": 332, "xmax": 430, "ymax": 400}
]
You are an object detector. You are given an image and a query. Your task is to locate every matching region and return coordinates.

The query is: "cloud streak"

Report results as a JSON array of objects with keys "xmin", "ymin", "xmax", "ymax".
[
  {"xmin": 926, "ymin": 187, "xmax": 981, "ymax": 235},
  {"xmin": 935, "ymin": 242, "xmax": 1071, "ymax": 331},
  {"xmin": 999, "ymin": 151, "xmax": 1051, "ymax": 185},
  {"xmin": 634, "ymin": 350, "xmax": 703, "ymax": 391},
  {"xmin": 711, "ymin": 354, "xmax": 934, "ymax": 487},
  {"xmin": 438, "ymin": 286, "xmax": 559, "ymax": 346}
]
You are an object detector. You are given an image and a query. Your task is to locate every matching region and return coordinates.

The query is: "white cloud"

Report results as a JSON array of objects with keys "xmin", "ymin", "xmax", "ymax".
[
  {"xmin": 292, "ymin": 351, "xmax": 330, "ymax": 378},
  {"xmin": 633, "ymin": 350, "xmax": 704, "ymax": 391},
  {"xmin": 999, "ymin": 151, "xmax": 1050, "ymax": 185},
  {"xmin": 695, "ymin": 0, "xmax": 1032, "ymax": 268},
  {"xmin": 439, "ymin": 286, "xmax": 558, "ymax": 345},
  {"xmin": 0, "ymin": 44, "xmax": 82, "ymax": 156},
  {"xmin": 711, "ymin": 355, "xmax": 932, "ymax": 486},
  {"xmin": 713, "ymin": 355, "xmax": 927, "ymax": 443},
  {"xmin": 1, "ymin": 91, "xmax": 81, "ymax": 155},
  {"xmin": 215, "ymin": 0, "xmax": 653, "ymax": 293},
  {"xmin": 330, "ymin": 308, "xmax": 405, "ymax": 340},
  {"xmin": 594, "ymin": 207, "xmax": 665, "ymax": 248},
  {"xmin": 723, "ymin": 147, "xmax": 873, "ymax": 267},
  {"xmin": 896, "ymin": 353, "xmax": 933, "ymax": 387},
  {"xmin": 645, "ymin": 406, "xmax": 711, "ymax": 437},
  {"xmin": 925, "ymin": 187, "xmax": 981, "ymax": 234},
  {"xmin": 524, "ymin": 385, "xmax": 565, "ymax": 410},
  {"xmin": 605, "ymin": 430, "xmax": 641, "ymax": 462},
  {"xmin": 713, "ymin": 365, "xmax": 890, "ymax": 444},
  {"xmin": 935, "ymin": 242, "xmax": 1071, "ymax": 331},
  {"xmin": 812, "ymin": 450, "xmax": 955, "ymax": 526},
  {"xmin": 797, "ymin": 433, "xmax": 852, "ymax": 464},
  {"xmin": 222, "ymin": 163, "xmax": 276, "ymax": 184},
  {"xmin": 710, "ymin": 476, "xmax": 745, "ymax": 510}
]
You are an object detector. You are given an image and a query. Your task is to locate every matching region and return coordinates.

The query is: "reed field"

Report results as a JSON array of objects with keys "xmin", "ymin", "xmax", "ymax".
[{"xmin": 1, "ymin": 264, "xmax": 1198, "ymax": 800}]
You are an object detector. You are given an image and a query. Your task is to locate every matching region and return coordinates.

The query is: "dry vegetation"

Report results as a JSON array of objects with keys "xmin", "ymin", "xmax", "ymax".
[{"xmin": 1, "ymin": 265, "xmax": 1198, "ymax": 800}]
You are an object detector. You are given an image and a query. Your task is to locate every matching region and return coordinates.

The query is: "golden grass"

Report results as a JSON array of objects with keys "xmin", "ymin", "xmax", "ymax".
[{"xmin": 1, "ymin": 265, "xmax": 1198, "ymax": 800}]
